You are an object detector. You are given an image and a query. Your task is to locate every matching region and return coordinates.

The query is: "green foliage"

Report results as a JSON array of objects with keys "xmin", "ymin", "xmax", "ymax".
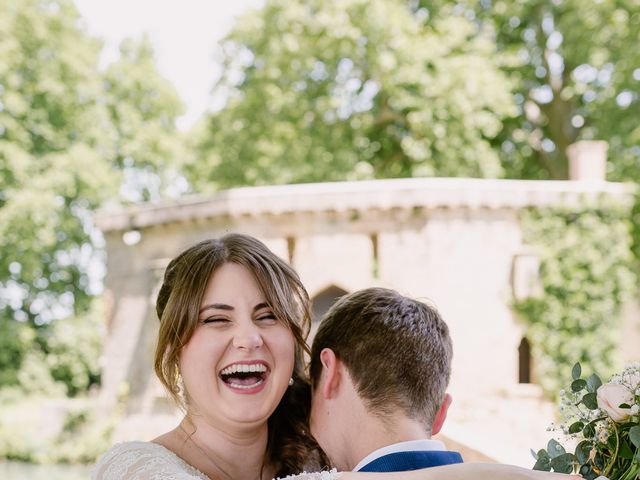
[
  {"xmin": 0, "ymin": 319, "xmax": 34, "ymax": 386},
  {"xmin": 43, "ymin": 303, "xmax": 104, "ymax": 396},
  {"xmin": 534, "ymin": 363, "xmax": 640, "ymax": 479},
  {"xmin": 16, "ymin": 349, "xmax": 66, "ymax": 397},
  {"xmin": 631, "ymin": 192, "xmax": 640, "ymax": 268},
  {"xmin": 50, "ymin": 405, "xmax": 115, "ymax": 464},
  {"xmin": 0, "ymin": 300, "xmax": 103, "ymax": 397},
  {"xmin": 414, "ymin": 0, "xmax": 640, "ymax": 181},
  {"xmin": 515, "ymin": 200, "xmax": 636, "ymax": 397},
  {"xmin": 190, "ymin": 0, "xmax": 516, "ymax": 189},
  {"xmin": 0, "ymin": 395, "xmax": 115, "ymax": 464},
  {"xmin": 103, "ymin": 37, "xmax": 189, "ymax": 202},
  {"xmin": 0, "ymin": 0, "xmax": 118, "ymax": 331},
  {"xmin": 0, "ymin": 0, "xmax": 185, "ymax": 393}
]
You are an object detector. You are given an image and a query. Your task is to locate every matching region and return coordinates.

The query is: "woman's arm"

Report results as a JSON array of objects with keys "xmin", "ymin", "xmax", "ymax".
[{"xmin": 337, "ymin": 463, "xmax": 581, "ymax": 480}]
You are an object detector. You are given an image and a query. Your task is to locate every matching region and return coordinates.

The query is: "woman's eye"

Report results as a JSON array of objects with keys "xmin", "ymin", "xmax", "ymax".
[
  {"xmin": 256, "ymin": 313, "xmax": 277, "ymax": 323},
  {"xmin": 202, "ymin": 317, "xmax": 229, "ymax": 324}
]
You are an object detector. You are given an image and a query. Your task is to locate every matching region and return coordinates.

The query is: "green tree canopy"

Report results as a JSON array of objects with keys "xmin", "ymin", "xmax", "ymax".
[
  {"xmin": 0, "ymin": 0, "xmax": 185, "ymax": 392},
  {"xmin": 0, "ymin": 0, "xmax": 116, "ymax": 328},
  {"xmin": 190, "ymin": 0, "xmax": 516, "ymax": 190},
  {"xmin": 414, "ymin": 0, "xmax": 640, "ymax": 180},
  {"xmin": 103, "ymin": 37, "xmax": 188, "ymax": 202}
]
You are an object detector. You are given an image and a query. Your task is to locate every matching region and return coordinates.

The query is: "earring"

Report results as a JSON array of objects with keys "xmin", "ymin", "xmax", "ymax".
[
  {"xmin": 288, "ymin": 377, "xmax": 294, "ymax": 386},
  {"xmin": 176, "ymin": 370, "xmax": 186, "ymax": 397}
]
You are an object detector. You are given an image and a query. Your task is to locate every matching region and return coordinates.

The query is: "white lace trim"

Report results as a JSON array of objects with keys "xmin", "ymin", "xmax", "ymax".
[
  {"xmin": 93, "ymin": 441, "xmax": 340, "ymax": 480},
  {"xmin": 92, "ymin": 441, "xmax": 210, "ymax": 479},
  {"xmin": 277, "ymin": 469, "xmax": 339, "ymax": 480}
]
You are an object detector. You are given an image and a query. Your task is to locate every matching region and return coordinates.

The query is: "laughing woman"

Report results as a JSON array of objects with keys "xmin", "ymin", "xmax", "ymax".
[{"xmin": 93, "ymin": 234, "xmax": 577, "ymax": 480}]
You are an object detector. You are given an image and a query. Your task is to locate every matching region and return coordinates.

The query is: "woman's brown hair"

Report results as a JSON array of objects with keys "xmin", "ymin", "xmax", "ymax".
[{"xmin": 154, "ymin": 233, "xmax": 322, "ymax": 476}]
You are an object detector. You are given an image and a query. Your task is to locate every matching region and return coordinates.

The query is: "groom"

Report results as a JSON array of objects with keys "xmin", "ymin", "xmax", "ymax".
[{"xmin": 309, "ymin": 287, "xmax": 463, "ymax": 472}]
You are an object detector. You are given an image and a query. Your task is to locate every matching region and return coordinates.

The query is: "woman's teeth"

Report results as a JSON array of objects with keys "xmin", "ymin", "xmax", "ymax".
[
  {"xmin": 220, "ymin": 363, "xmax": 267, "ymax": 375},
  {"xmin": 220, "ymin": 363, "xmax": 268, "ymax": 389},
  {"xmin": 227, "ymin": 378, "xmax": 264, "ymax": 389}
]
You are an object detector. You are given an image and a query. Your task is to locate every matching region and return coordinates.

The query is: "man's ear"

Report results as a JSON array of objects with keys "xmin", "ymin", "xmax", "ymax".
[
  {"xmin": 431, "ymin": 393, "xmax": 452, "ymax": 436},
  {"xmin": 319, "ymin": 348, "xmax": 341, "ymax": 399}
]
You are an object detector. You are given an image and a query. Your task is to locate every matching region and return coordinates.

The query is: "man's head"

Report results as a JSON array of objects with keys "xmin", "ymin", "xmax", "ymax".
[{"xmin": 309, "ymin": 287, "xmax": 453, "ymax": 469}]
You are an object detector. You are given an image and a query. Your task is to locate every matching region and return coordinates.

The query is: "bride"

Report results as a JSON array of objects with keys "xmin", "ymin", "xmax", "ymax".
[{"xmin": 93, "ymin": 234, "xmax": 578, "ymax": 480}]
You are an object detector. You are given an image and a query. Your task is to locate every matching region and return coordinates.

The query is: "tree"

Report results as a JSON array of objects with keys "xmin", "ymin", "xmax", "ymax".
[
  {"xmin": 407, "ymin": 1, "xmax": 640, "ymax": 394},
  {"xmin": 0, "ymin": 0, "xmax": 185, "ymax": 392},
  {"xmin": 414, "ymin": 0, "xmax": 640, "ymax": 180},
  {"xmin": 190, "ymin": 0, "xmax": 516, "ymax": 190},
  {"xmin": 0, "ymin": 0, "xmax": 116, "ymax": 328},
  {"xmin": 103, "ymin": 37, "xmax": 188, "ymax": 202}
]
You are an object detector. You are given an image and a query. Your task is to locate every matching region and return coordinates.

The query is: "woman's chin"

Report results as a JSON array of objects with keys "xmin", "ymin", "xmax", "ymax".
[{"xmin": 214, "ymin": 380, "xmax": 288, "ymax": 425}]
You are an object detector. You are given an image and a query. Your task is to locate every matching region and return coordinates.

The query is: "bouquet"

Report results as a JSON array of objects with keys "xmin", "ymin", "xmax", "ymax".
[{"xmin": 533, "ymin": 362, "xmax": 640, "ymax": 479}]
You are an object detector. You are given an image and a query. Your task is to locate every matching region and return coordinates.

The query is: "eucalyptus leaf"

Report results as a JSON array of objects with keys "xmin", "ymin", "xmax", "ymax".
[
  {"xmin": 575, "ymin": 440, "xmax": 592, "ymax": 464},
  {"xmin": 583, "ymin": 423, "xmax": 596, "ymax": 438},
  {"xmin": 568, "ymin": 421, "xmax": 584, "ymax": 434},
  {"xmin": 550, "ymin": 452, "xmax": 575, "ymax": 474},
  {"xmin": 586, "ymin": 374, "xmax": 602, "ymax": 393},
  {"xmin": 533, "ymin": 455, "xmax": 551, "ymax": 471},
  {"xmin": 572, "ymin": 379, "xmax": 587, "ymax": 392},
  {"xmin": 537, "ymin": 449, "xmax": 550, "ymax": 460},
  {"xmin": 629, "ymin": 425, "xmax": 640, "ymax": 449},
  {"xmin": 572, "ymin": 363, "xmax": 582, "ymax": 380},
  {"xmin": 547, "ymin": 439, "xmax": 566, "ymax": 458},
  {"xmin": 582, "ymin": 392, "xmax": 598, "ymax": 410}
]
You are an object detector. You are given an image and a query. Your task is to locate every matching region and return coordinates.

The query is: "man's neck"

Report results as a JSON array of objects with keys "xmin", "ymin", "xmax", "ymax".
[{"xmin": 341, "ymin": 414, "xmax": 432, "ymax": 471}]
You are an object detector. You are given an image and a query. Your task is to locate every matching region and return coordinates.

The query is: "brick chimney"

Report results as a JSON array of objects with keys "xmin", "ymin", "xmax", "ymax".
[{"xmin": 567, "ymin": 140, "xmax": 608, "ymax": 181}]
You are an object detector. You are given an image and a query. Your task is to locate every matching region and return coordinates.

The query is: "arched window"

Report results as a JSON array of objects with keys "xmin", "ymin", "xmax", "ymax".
[
  {"xmin": 518, "ymin": 337, "xmax": 532, "ymax": 384},
  {"xmin": 311, "ymin": 285, "xmax": 348, "ymax": 323}
]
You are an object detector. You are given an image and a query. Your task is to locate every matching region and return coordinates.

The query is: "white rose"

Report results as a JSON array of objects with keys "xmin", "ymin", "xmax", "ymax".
[{"xmin": 596, "ymin": 383, "xmax": 634, "ymax": 422}]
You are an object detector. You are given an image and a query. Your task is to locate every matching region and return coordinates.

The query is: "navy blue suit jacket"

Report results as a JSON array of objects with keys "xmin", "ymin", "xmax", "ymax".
[{"xmin": 357, "ymin": 450, "xmax": 463, "ymax": 472}]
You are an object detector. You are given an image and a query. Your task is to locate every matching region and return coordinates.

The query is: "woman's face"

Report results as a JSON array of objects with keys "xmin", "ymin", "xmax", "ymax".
[{"xmin": 179, "ymin": 262, "xmax": 296, "ymax": 429}]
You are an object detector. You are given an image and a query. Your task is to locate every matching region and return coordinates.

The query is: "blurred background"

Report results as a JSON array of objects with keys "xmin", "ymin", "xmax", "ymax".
[{"xmin": 0, "ymin": 0, "xmax": 639, "ymax": 478}]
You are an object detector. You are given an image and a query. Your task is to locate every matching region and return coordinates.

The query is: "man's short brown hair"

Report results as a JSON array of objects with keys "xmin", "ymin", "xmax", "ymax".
[{"xmin": 310, "ymin": 287, "xmax": 452, "ymax": 429}]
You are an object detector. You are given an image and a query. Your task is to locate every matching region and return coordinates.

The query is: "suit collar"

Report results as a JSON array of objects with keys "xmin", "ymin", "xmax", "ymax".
[
  {"xmin": 357, "ymin": 449, "xmax": 464, "ymax": 472},
  {"xmin": 353, "ymin": 439, "xmax": 446, "ymax": 471}
]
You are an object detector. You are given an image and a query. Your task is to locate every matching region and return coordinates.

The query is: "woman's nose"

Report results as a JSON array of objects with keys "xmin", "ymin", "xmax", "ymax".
[{"xmin": 232, "ymin": 321, "xmax": 264, "ymax": 350}]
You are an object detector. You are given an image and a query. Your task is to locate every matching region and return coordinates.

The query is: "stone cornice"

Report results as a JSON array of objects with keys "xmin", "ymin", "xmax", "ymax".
[{"xmin": 94, "ymin": 178, "xmax": 635, "ymax": 233}]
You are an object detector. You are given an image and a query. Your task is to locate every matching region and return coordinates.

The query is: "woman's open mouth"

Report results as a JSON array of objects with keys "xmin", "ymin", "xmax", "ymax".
[{"xmin": 219, "ymin": 361, "xmax": 269, "ymax": 393}]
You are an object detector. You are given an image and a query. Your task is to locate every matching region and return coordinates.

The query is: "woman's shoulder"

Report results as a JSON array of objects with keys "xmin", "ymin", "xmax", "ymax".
[{"xmin": 92, "ymin": 441, "xmax": 210, "ymax": 480}]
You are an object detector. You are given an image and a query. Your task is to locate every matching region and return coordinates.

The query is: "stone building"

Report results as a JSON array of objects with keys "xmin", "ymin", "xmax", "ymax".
[{"xmin": 95, "ymin": 175, "xmax": 639, "ymax": 465}]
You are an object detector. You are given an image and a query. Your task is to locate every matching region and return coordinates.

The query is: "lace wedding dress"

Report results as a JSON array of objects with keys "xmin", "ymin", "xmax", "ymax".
[{"xmin": 92, "ymin": 441, "xmax": 339, "ymax": 480}]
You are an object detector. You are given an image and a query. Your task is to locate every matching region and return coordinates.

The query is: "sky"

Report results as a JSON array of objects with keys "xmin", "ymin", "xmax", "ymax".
[{"xmin": 74, "ymin": 0, "xmax": 264, "ymax": 130}]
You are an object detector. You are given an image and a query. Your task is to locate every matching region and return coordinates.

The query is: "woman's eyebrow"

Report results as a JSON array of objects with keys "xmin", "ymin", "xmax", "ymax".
[
  {"xmin": 253, "ymin": 302, "xmax": 270, "ymax": 312},
  {"xmin": 199, "ymin": 303, "xmax": 233, "ymax": 314},
  {"xmin": 198, "ymin": 302, "xmax": 270, "ymax": 314}
]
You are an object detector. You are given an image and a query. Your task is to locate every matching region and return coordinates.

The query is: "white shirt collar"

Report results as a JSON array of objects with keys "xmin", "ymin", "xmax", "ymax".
[{"xmin": 353, "ymin": 438, "xmax": 446, "ymax": 472}]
